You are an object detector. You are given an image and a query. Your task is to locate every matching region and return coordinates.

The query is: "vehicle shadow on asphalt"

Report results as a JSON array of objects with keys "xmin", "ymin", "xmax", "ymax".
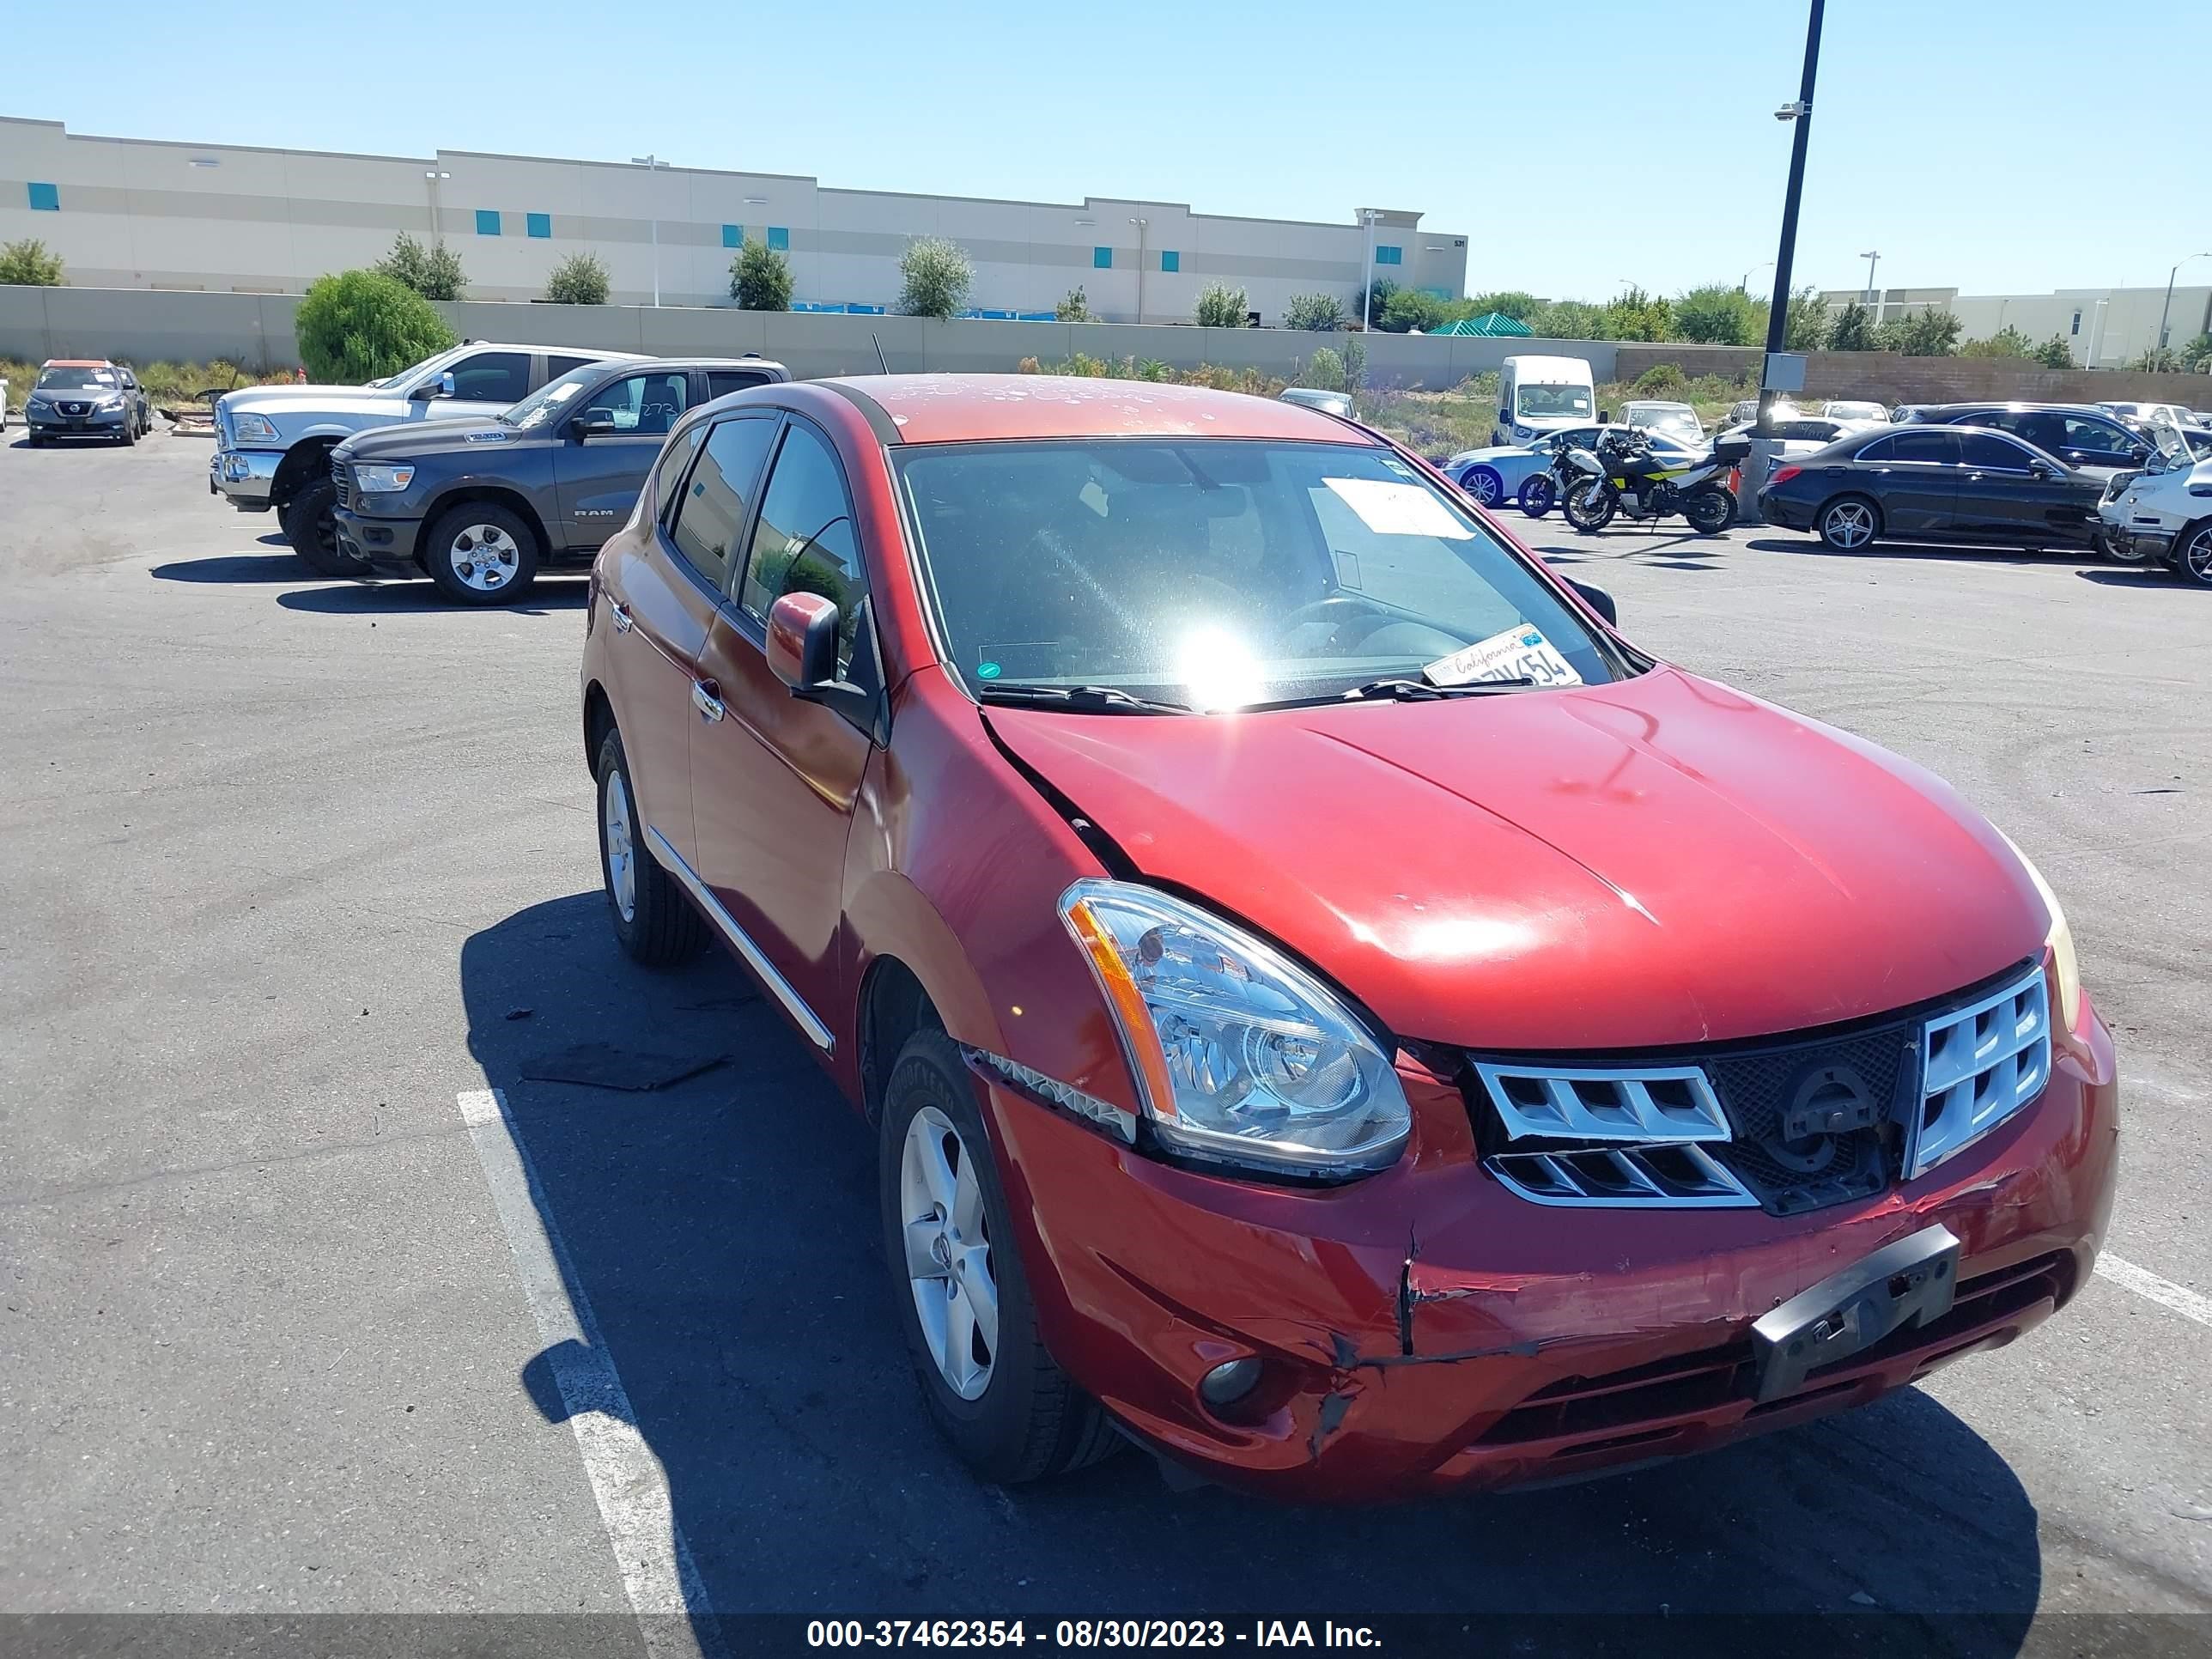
[
  {"xmin": 150, "ymin": 553, "xmax": 308, "ymax": 584},
  {"xmin": 1743, "ymin": 538, "xmax": 2106, "ymax": 568},
  {"xmin": 276, "ymin": 579, "xmax": 587, "ymax": 616},
  {"xmin": 2076, "ymin": 568, "xmax": 2195, "ymax": 591},
  {"xmin": 459, "ymin": 894, "xmax": 2042, "ymax": 1647}
]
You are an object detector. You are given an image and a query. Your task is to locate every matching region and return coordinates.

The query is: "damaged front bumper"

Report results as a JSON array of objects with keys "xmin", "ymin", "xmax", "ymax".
[{"xmin": 981, "ymin": 1004, "xmax": 2118, "ymax": 1503}]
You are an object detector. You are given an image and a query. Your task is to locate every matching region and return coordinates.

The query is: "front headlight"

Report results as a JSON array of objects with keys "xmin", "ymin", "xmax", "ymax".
[
  {"xmin": 1995, "ymin": 830, "xmax": 2081, "ymax": 1031},
  {"xmin": 353, "ymin": 463, "xmax": 416, "ymax": 493},
  {"xmin": 27, "ymin": 395, "xmax": 52, "ymax": 410},
  {"xmin": 1059, "ymin": 880, "xmax": 1410, "ymax": 1179},
  {"xmin": 230, "ymin": 412, "xmax": 280, "ymax": 444}
]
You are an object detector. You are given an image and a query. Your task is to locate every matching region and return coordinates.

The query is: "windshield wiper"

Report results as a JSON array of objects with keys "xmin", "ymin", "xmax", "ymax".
[
  {"xmin": 977, "ymin": 683, "xmax": 1188, "ymax": 715},
  {"xmin": 1340, "ymin": 676, "xmax": 1537, "ymax": 701}
]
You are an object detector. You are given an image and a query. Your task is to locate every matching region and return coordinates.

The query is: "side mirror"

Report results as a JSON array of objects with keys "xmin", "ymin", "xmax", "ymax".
[
  {"xmin": 572, "ymin": 415, "xmax": 618, "ymax": 439},
  {"xmin": 407, "ymin": 380, "xmax": 439, "ymax": 402},
  {"xmin": 1566, "ymin": 579, "xmax": 1618, "ymax": 626},
  {"xmin": 767, "ymin": 591, "xmax": 841, "ymax": 693}
]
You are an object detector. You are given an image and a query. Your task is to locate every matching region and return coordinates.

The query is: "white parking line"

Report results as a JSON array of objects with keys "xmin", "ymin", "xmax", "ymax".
[
  {"xmin": 2096, "ymin": 1254, "xmax": 2212, "ymax": 1329},
  {"xmin": 457, "ymin": 1087, "xmax": 716, "ymax": 1659}
]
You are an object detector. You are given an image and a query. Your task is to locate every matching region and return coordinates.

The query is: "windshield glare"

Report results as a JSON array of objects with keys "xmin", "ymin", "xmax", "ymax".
[
  {"xmin": 368, "ymin": 346, "xmax": 461, "ymax": 390},
  {"xmin": 499, "ymin": 364, "xmax": 601, "ymax": 428},
  {"xmin": 1517, "ymin": 386, "xmax": 1593, "ymax": 419},
  {"xmin": 896, "ymin": 439, "xmax": 1626, "ymax": 711},
  {"xmin": 37, "ymin": 367, "xmax": 118, "ymax": 392}
]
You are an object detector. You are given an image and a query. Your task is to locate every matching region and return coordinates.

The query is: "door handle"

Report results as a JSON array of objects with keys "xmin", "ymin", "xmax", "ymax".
[
  {"xmin": 609, "ymin": 599, "xmax": 634, "ymax": 634},
  {"xmin": 692, "ymin": 679, "xmax": 725, "ymax": 722}
]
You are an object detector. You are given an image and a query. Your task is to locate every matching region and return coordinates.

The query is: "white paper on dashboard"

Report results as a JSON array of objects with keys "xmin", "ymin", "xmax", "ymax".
[
  {"xmin": 1424, "ymin": 623, "xmax": 1583, "ymax": 688},
  {"xmin": 1321, "ymin": 477, "xmax": 1474, "ymax": 539}
]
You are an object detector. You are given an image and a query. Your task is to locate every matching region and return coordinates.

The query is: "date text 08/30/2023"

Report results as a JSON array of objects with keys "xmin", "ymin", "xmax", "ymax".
[{"xmin": 806, "ymin": 1619, "xmax": 1382, "ymax": 1649}]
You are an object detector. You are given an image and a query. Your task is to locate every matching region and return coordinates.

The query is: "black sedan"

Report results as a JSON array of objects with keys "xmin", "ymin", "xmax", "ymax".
[{"xmin": 1758, "ymin": 425, "xmax": 2109, "ymax": 553}]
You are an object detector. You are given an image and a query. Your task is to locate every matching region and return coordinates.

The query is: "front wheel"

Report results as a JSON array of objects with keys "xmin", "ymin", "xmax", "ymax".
[
  {"xmin": 880, "ymin": 1030, "xmax": 1120, "ymax": 1486},
  {"xmin": 2099, "ymin": 526, "xmax": 2154, "ymax": 565},
  {"xmin": 1564, "ymin": 480, "xmax": 1617, "ymax": 532},
  {"xmin": 1458, "ymin": 465, "xmax": 1504, "ymax": 508},
  {"xmin": 1681, "ymin": 486, "xmax": 1736, "ymax": 535},
  {"xmin": 424, "ymin": 501, "xmax": 540, "ymax": 605},
  {"xmin": 2173, "ymin": 522, "xmax": 2212, "ymax": 586},
  {"xmin": 283, "ymin": 475, "xmax": 370, "ymax": 578},
  {"xmin": 1519, "ymin": 473, "xmax": 1559, "ymax": 519}
]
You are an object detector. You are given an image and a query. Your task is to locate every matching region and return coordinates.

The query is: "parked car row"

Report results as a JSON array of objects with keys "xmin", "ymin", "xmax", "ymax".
[
  {"xmin": 17, "ymin": 360, "xmax": 155, "ymax": 446},
  {"xmin": 208, "ymin": 343, "xmax": 789, "ymax": 588}
]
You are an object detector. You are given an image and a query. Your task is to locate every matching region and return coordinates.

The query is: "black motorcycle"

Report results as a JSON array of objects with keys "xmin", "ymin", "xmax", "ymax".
[{"xmin": 1559, "ymin": 427, "xmax": 1745, "ymax": 535}]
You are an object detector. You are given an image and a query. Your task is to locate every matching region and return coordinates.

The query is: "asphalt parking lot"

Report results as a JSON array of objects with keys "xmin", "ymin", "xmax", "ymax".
[{"xmin": 3, "ymin": 431, "xmax": 2209, "ymax": 1656}]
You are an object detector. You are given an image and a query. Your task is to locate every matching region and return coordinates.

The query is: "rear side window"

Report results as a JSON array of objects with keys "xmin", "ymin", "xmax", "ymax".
[
  {"xmin": 738, "ymin": 423, "xmax": 869, "ymax": 666},
  {"xmin": 547, "ymin": 354, "xmax": 600, "ymax": 380},
  {"xmin": 707, "ymin": 369, "xmax": 774, "ymax": 398},
  {"xmin": 1959, "ymin": 433, "xmax": 2032, "ymax": 469},
  {"xmin": 449, "ymin": 351, "xmax": 531, "ymax": 404},
  {"xmin": 1862, "ymin": 429, "xmax": 1956, "ymax": 465},
  {"xmin": 666, "ymin": 416, "xmax": 779, "ymax": 592}
]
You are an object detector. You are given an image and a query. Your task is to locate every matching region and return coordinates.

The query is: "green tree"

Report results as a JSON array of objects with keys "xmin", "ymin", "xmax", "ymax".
[
  {"xmin": 1379, "ymin": 289, "xmax": 1447, "ymax": 332},
  {"xmin": 1195, "ymin": 282, "xmax": 1249, "ymax": 327},
  {"xmin": 1530, "ymin": 299, "xmax": 1606, "ymax": 340},
  {"xmin": 1779, "ymin": 284, "xmax": 1829, "ymax": 351},
  {"xmin": 1601, "ymin": 285, "xmax": 1670, "ymax": 342},
  {"xmin": 1304, "ymin": 345, "xmax": 1346, "ymax": 392},
  {"xmin": 1354, "ymin": 276, "xmax": 1398, "ymax": 329},
  {"xmin": 728, "ymin": 241, "xmax": 793, "ymax": 311},
  {"xmin": 1054, "ymin": 285, "xmax": 1094, "ymax": 322},
  {"xmin": 1342, "ymin": 337, "xmax": 1367, "ymax": 399},
  {"xmin": 373, "ymin": 232, "xmax": 465, "ymax": 301},
  {"xmin": 1960, "ymin": 324, "xmax": 2035, "ymax": 360},
  {"xmin": 294, "ymin": 270, "xmax": 455, "ymax": 383},
  {"xmin": 2033, "ymin": 335, "xmax": 2075, "ymax": 368},
  {"xmin": 1827, "ymin": 300, "xmax": 1877, "ymax": 352},
  {"xmin": 1672, "ymin": 283, "xmax": 1760, "ymax": 344},
  {"xmin": 0, "ymin": 238, "xmax": 68, "ymax": 286},
  {"xmin": 2130, "ymin": 345, "xmax": 2183, "ymax": 372},
  {"xmin": 543, "ymin": 252, "xmax": 611, "ymax": 305},
  {"xmin": 2179, "ymin": 331, "xmax": 2212, "ymax": 372},
  {"xmin": 1465, "ymin": 289, "xmax": 1542, "ymax": 324},
  {"xmin": 1283, "ymin": 291, "xmax": 1345, "ymax": 331},
  {"xmin": 898, "ymin": 237, "xmax": 974, "ymax": 319},
  {"xmin": 1879, "ymin": 306, "xmax": 1962, "ymax": 356}
]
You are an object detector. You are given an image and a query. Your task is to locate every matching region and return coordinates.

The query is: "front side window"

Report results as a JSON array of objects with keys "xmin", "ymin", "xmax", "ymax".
[
  {"xmin": 1958, "ymin": 433, "xmax": 2032, "ymax": 470},
  {"xmin": 739, "ymin": 424, "xmax": 868, "ymax": 666},
  {"xmin": 449, "ymin": 351, "xmax": 531, "ymax": 404},
  {"xmin": 576, "ymin": 371, "xmax": 690, "ymax": 435},
  {"xmin": 667, "ymin": 416, "xmax": 778, "ymax": 592},
  {"xmin": 896, "ymin": 439, "xmax": 1627, "ymax": 710}
]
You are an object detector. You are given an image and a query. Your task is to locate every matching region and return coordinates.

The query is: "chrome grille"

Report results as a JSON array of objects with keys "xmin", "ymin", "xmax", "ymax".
[
  {"xmin": 1474, "ymin": 1063, "xmax": 1729, "ymax": 1142},
  {"xmin": 1911, "ymin": 964, "xmax": 2049, "ymax": 1176},
  {"xmin": 1488, "ymin": 1143, "xmax": 1756, "ymax": 1208}
]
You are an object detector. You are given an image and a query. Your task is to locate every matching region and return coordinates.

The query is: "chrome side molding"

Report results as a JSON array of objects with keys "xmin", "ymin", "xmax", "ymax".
[{"xmin": 642, "ymin": 826, "xmax": 835, "ymax": 1054}]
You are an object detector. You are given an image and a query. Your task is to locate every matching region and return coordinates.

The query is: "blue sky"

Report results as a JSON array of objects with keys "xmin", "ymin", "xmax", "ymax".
[{"xmin": 13, "ymin": 0, "xmax": 2208, "ymax": 301}]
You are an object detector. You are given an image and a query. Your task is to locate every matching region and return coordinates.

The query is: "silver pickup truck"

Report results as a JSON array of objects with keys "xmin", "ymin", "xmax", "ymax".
[{"xmin": 210, "ymin": 342, "xmax": 634, "ymax": 572}]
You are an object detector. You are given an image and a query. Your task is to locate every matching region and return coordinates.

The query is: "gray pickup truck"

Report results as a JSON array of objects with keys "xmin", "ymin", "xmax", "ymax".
[
  {"xmin": 210, "ymin": 342, "xmax": 635, "ymax": 571},
  {"xmin": 327, "ymin": 355, "xmax": 790, "ymax": 604}
]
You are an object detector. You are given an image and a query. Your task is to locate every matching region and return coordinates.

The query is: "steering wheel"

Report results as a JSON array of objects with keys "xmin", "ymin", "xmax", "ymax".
[{"xmin": 1278, "ymin": 593, "xmax": 1382, "ymax": 648}]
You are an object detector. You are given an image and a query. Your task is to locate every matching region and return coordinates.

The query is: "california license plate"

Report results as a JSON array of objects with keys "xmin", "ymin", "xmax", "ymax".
[{"xmin": 1425, "ymin": 623, "xmax": 1583, "ymax": 689}]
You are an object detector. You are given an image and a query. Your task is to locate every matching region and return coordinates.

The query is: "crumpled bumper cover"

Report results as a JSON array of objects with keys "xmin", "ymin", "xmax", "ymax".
[{"xmin": 979, "ymin": 1004, "xmax": 2118, "ymax": 1503}]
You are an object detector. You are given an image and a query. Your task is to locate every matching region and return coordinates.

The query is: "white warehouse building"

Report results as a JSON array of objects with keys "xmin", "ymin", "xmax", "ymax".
[{"xmin": 0, "ymin": 118, "xmax": 1469, "ymax": 325}]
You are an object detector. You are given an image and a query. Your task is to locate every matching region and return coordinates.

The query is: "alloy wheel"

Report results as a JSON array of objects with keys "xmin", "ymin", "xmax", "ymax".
[
  {"xmin": 447, "ymin": 523, "xmax": 523, "ymax": 592},
  {"xmin": 899, "ymin": 1106, "xmax": 999, "ymax": 1401},
  {"xmin": 603, "ymin": 769, "xmax": 637, "ymax": 923},
  {"xmin": 1824, "ymin": 501, "xmax": 1875, "ymax": 550},
  {"xmin": 2184, "ymin": 526, "xmax": 2212, "ymax": 586},
  {"xmin": 1462, "ymin": 467, "xmax": 1501, "ymax": 506}
]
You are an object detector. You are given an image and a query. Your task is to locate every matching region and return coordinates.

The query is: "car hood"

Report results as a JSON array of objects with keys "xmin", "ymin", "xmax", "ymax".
[
  {"xmin": 338, "ymin": 416, "xmax": 520, "ymax": 459},
  {"xmin": 1444, "ymin": 444, "xmax": 1542, "ymax": 466},
  {"xmin": 224, "ymin": 386, "xmax": 409, "ymax": 422},
  {"xmin": 985, "ymin": 666, "xmax": 2045, "ymax": 1051}
]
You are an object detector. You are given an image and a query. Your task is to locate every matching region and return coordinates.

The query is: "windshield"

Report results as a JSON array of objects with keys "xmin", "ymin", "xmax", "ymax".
[
  {"xmin": 896, "ymin": 439, "xmax": 1629, "ymax": 711},
  {"xmin": 1826, "ymin": 401, "xmax": 1885, "ymax": 421},
  {"xmin": 1517, "ymin": 384, "xmax": 1593, "ymax": 419},
  {"xmin": 367, "ymin": 345, "xmax": 461, "ymax": 390},
  {"xmin": 498, "ymin": 363, "xmax": 602, "ymax": 428},
  {"xmin": 36, "ymin": 367, "xmax": 118, "ymax": 392}
]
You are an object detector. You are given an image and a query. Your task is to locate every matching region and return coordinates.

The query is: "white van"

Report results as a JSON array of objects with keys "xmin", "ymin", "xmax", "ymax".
[{"xmin": 1494, "ymin": 355, "xmax": 1598, "ymax": 446}]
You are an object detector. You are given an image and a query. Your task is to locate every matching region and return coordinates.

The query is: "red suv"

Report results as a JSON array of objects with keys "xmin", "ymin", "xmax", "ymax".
[{"xmin": 580, "ymin": 376, "xmax": 2117, "ymax": 1502}]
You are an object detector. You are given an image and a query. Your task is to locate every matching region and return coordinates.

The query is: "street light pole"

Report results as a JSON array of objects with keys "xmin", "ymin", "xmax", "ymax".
[
  {"xmin": 631, "ymin": 155, "xmax": 671, "ymax": 307},
  {"xmin": 2156, "ymin": 252, "xmax": 2212, "ymax": 358},
  {"xmin": 1755, "ymin": 0, "xmax": 1826, "ymax": 434},
  {"xmin": 1742, "ymin": 260, "xmax": 1772, "ymax": 293},
  {"xmin": 1359, "ymin": 208, "xmax": 1380, "ymax": 328},
  {"xmin": 1128, "ymin": 216, "xmax": 1147, "ymax": 325},
  {"xmin": 1859, "ymin": 249, "xmax": 1880, "ymax": 308},
  {"xmin": 423, "ymin": 168, "xmax": 451, "ymax": 243}
]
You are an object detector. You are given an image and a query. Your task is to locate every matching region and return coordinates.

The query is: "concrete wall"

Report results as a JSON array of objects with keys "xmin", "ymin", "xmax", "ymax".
[
  {"xmin": 0, "ymin": 285, "xmax": 1620, "ymax": 389},
  {"xmin": 0, "ymin": 118, "xmax": 1468, "ymax": 325},
  {"xmin": 1610, "ymin": 343, "xmax": 2209, "ymax": 408}
]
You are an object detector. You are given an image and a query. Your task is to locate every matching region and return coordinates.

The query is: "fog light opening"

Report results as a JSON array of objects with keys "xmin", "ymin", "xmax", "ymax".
[{"xmin": 1200, "ymin": 1357, "xmax": 1262, "ymax": 1408}]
